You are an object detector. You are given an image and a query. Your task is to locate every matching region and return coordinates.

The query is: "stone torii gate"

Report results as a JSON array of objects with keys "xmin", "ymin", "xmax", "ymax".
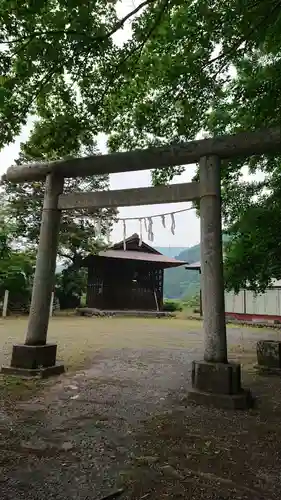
[{"xmin": 2, "ymin": 128, "xmax": 281, "ymax": 409}]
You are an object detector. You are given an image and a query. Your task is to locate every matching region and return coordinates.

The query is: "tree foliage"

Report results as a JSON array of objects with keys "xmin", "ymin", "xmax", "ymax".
[
  {"xmin": 104, "ymin": 0, "xmax": 281, "ymax": 149},
  {"xmin": 0, "ymin": 0, "xmax": 158, "ymax": 262},
  {"xmin": 224, "ymin": 175, "xmax": 281, "ymax": 293},
  {"xmin": 55, "ymin": 266, "xmax": 87, "ymax": 309},
  {"xmin": 0, "ymin": 213, "xmax": 35, "ymax": 299},
  {"xmin": 102, "ymin": 0, "xmax": 281, "ymax": 292},
  {"xmin": 2, "ymin": 1, "xmax": 281, "ymax": 291},
  {"xmin": 1, "ymin": 112, "xmax": 116, "ymax": 263},
  {"xmin": 0, "ymin": 114, "xmax": 115, "ymax": 307},
  {"xmin": 0, "ymin": 0, "xmax": 162, "ymax": 148}
]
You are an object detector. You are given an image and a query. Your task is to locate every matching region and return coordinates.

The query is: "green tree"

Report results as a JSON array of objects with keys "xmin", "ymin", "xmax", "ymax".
[
  {"xmin": 223, "ymin": 174, "xmax": 281, "ymax": 293},
  {"xmin": 102, "ymin": 0, "xmax": 281, "ymax": 291},
  {"xmin": 1, "ymin": 113, "xmax": 116, "ymax": 264},
  {"xmin": 0, "ymin": 248, "xmax": 35, "ymax": 299},
  {"xmin": 104, "ymin": 1, "xmax": 281, "ymax": 153},
  {"xmin": 0, "ymin": 114, "xmax": 117, "ymax": 307},
  {"xmin": 0, "ymin": 215, "xmax": 35, "ymax": 305},
  {"xmin": 0, "ymin": 0, "xmax": 161, "ymax": 262},
  {"xmin": 1, "ymin": 1, "xmax": 146, "ymax": 306},
  {"xmin": 55, "ymin": 266, "xmax": 88, "ymax": 309},
  {"xmin": 0, "ymin": 0, "xmax": 161, "ymax": 149},
  {"xmin": 2, "ymin": 1, "xmax": 281, "ymax": 291}
]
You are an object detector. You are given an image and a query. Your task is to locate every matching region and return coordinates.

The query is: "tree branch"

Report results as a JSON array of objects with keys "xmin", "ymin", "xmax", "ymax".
[
  {"xmin": 0, "ymin": 0, "xmax": 155, "ymax": 47},
  {"xmin": 4, "ymin": 0, "xmax": 158, "ymax": 126},
  {"xmin": 207, "ymin": 0, "xmax": 281, "ymax": 76},
  {"xmin": 154, "ymin": 0, "xmax": 281, "ymax": 109},
  {"xmin": 20, "ymin": 62, "xmax": 63, "ymax": 118},
  {"xmin": 57, "ymin": 251, "xmax": 74, "ymax": 263},
  {"xmin": 89, "ymin": 0, "xmax": 171, "ymax": 115}
]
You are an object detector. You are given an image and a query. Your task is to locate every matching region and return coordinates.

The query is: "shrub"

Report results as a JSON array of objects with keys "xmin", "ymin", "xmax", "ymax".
[
  {"xmin": 55, "ymin": 266, "xmax": 87, "ymax": 309},
  {"xmin": 162, "ymin": 299, "xmax": 183, "ymax": 312}
]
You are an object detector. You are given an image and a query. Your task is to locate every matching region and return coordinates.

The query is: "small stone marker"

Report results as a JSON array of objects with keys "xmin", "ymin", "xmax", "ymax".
[{"xmin": 256, "ymin": 340, "xmax": 281, "ymax": 374}]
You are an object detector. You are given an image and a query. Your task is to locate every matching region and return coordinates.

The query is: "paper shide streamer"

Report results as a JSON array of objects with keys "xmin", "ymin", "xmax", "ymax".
[
  {"xmin": 106, "ymin": 227, "xmax": 111, "ymax": 244},
  {"xmin": 170, "ymin": 213, "xmax": 176, "ymax": 235},
  {"xmin": 147, "ymin": 217, "xmax": 154, "ymax": 242},
  {"xmin": 96, "ymin": 218, "xmax": 101, "ymax": 238},
  {"xmin": 92, "ymin": 207, "xmax": 192, "ymax": 248},
  {"xmin": 144, "ymin": 218, "xmax": 148, "ymax": 233},
  {"xmin": 123, "ymin": 220, "xmax": 126, "ymax": 250},
  {"xmin": 116, "ymin": 211, "xmax": 178, "ymax": 248},
  {"xmin": 79, "ymin": 206, "xmax": 192, "ymax": 247},
  {"xmin": 138, "ymin": 218, "xmax": 143, "ymax": 246}
]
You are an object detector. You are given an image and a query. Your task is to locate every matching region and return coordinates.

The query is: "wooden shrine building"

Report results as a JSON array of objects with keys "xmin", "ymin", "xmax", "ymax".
[{"xmin": 81, "ymin": 234, "xmax": 187, "ymax": 311}]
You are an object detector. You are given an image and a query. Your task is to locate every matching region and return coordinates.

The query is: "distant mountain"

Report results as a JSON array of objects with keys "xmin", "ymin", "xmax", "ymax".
[
  {"xmin": 155, "ymin": 247, "xmax": 187, "ymax": 258},
  {"xmin": 163, "ymin": 244, "xmax": 200, "ymax": 299},
  {"xmin": 162, "ymin": 235, "xmax": 230, "ymax": 299}
]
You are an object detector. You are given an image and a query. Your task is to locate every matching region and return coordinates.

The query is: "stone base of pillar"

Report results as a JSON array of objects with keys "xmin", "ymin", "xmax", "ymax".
[
  {"xmin": 187, "ymin": 360, "xmax": 252, "ymax": 410},
  {"xmin": 1, "ymin": 343, "xmax": 64, "ymax": 378},
  {"xmin": 255, "ymin": 340, "xmax": 281, "ymax": 375}
]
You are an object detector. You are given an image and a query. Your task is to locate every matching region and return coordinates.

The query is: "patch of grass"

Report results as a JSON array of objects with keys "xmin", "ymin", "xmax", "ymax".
[
  {"xmin": 0, "ymin": 317, "xmax": 203, "ymax": 373},
  {"xmin": 162, "ymin": 299, "xmax": 183, "ymax": 312},
  {"xmin": 0, "ymin": 375, "xmax": 43, "ymax": 403},
  {"xmin": 0, "ymin": 315, "xmax": 280, "ymax": 384}
]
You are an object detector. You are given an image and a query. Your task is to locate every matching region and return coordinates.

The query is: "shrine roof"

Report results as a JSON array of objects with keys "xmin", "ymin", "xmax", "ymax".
[{"xmin": 83, "ymin": 233, "xmax": 187, "ymax": 269}]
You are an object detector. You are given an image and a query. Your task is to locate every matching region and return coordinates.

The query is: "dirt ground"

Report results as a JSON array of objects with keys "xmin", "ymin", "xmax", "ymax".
[{"xmin": 1, "ymin": 317, "xmax": 281, "ymax": 499}]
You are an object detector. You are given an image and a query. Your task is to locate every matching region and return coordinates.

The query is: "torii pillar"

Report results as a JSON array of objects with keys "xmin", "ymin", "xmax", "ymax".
[
  {"xmin": 188, "ymin": 156, "xmax": 252, "ymax": 409},
  {"xmin": 1, "ymin": 173, "xmax": 65, "ymax": 377}
]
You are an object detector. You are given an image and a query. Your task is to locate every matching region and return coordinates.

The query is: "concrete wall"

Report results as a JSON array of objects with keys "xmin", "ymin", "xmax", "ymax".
[{"xmin": 225, "ymin": 288, "xmax": 281, "ymax": 319}]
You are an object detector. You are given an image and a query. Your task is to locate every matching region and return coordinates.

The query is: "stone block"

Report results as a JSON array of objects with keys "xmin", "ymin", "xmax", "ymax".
[
  {"xmin": 10, "ymin": 343, "xmax": 57, "ymax": 369},
  {"xmin": 191, "ymin": 360, "xmax": 241, "ymax": 394},
  {"xmin": 256, "ymin": 340, "xmax": 281, "ymax": 371},
  {"xmin": 188, "ymin": 360, "xmax": 252, "ymax": 410},
  {"xmin": 1, "ymin": 343, "xmax": 64, "ymax": 378},
  {"xmin": 1, "ymin": 363, "xmax": 65, "ymax": 379},
  {"xmin": 188, "ymin": 388, "xmax": 252, "ymax": 410}
]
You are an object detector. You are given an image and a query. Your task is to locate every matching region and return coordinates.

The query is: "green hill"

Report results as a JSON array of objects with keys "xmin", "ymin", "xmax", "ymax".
[
  {"xmin": 163, "ymin": 244, "xmax": 201, "ymax": 299},
  {"xmin": 155, "ymin": 247, "xmax": 187, "ymax": 258},
  {"xmin": 161, "ymin": 234, "xmax": 230, "ymax": 299}
]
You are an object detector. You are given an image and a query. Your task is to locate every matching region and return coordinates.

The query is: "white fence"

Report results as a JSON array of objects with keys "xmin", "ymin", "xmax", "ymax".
[
  {"xmin": 225, "ymin": 288, "xmax": 281, "ymax": 317},
  {"xmin": 1, "ymin": 291, "xmax": 56, "ymax": 318},
  {"xmin": 0, "ymin": 290, "xmax": 9, "ymax": 317}
]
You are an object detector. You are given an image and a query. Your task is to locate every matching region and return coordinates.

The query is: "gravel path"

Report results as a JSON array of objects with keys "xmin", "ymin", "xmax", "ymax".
[{"xmin": 1, "ymin": 322, "xmax": 281, "ymax": 499}]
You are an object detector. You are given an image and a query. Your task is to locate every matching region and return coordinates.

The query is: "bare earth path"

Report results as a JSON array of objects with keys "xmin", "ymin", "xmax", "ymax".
[{"xmin": 1, "ymin": 317, "xmax": 281, "ymax": 499}]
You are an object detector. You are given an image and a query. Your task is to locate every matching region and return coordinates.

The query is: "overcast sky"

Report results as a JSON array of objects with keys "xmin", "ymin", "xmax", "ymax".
[{"xmin": 0, "ymin": 0, "xmax": 200, "ymax": 248}]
